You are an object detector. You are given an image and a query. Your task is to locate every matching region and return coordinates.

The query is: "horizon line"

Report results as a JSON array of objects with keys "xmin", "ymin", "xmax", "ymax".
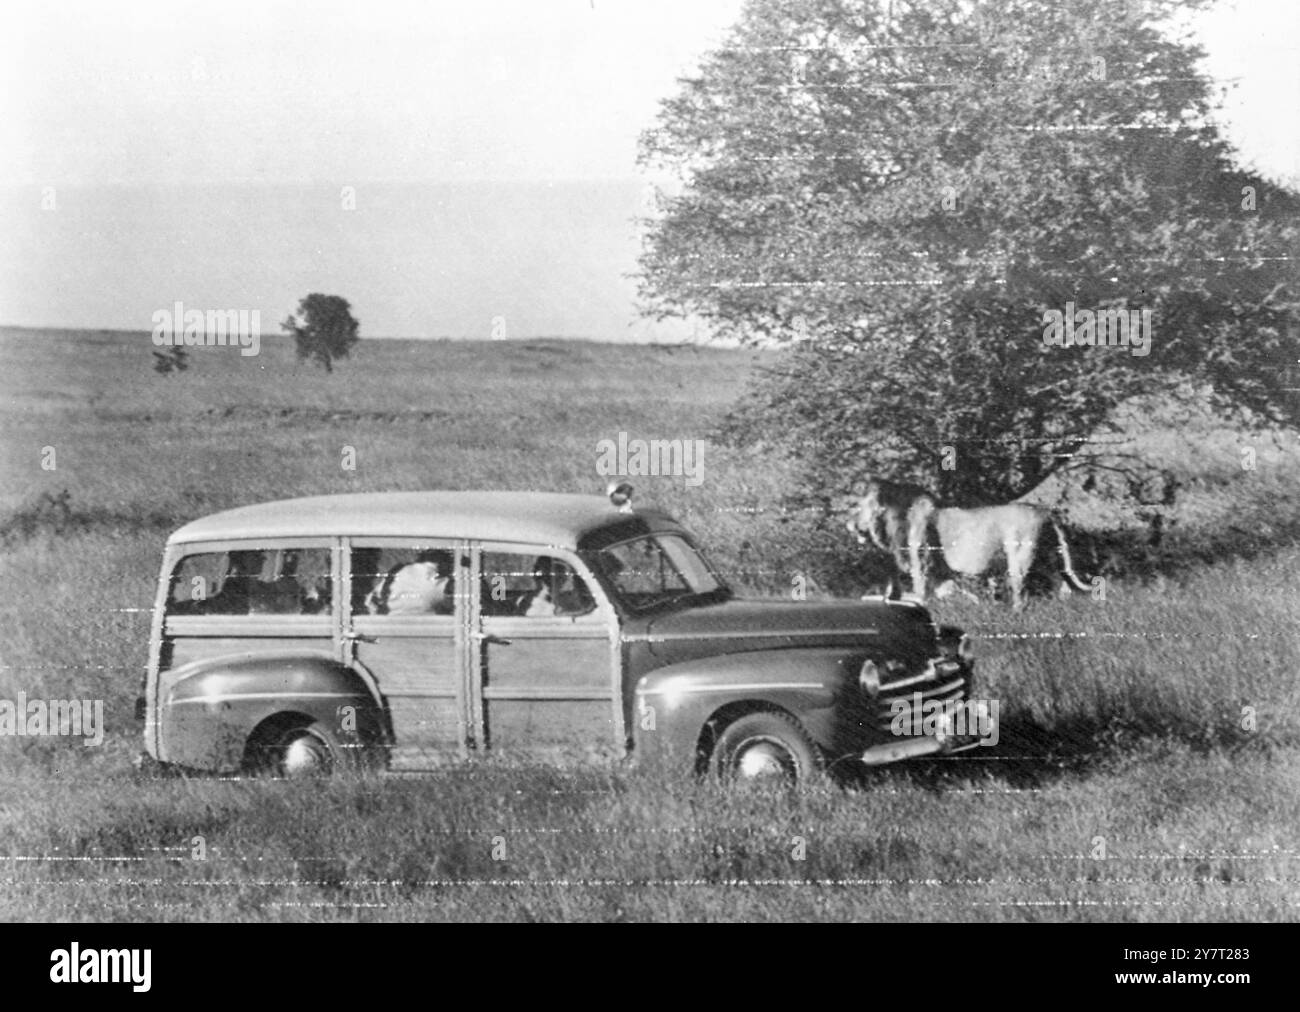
[{"xmin": 0, "ymin": 323, "xmax": 732, "ymax": 347}]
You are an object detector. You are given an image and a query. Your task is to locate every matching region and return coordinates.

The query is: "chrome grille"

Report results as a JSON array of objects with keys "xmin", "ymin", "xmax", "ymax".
[{"xmin": 874, "ymin": 660, "xmax": 970, "ymax": 732}]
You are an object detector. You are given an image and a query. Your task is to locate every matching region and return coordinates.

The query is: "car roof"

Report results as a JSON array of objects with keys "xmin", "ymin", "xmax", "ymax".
[{"xmin": 167, "ymin": 491, "xmax": 678, "ymax": 549}]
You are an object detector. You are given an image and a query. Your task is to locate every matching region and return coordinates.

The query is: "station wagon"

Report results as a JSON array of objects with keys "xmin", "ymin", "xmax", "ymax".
[{"xmin": 138, "ymin": 490, "xmax": 981, "ymax": 781}]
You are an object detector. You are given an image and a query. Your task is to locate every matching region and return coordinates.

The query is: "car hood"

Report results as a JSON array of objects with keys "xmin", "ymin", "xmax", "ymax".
[{"xmin": 632, "ymin": 597, "xmax": 939, "ymax": 667}]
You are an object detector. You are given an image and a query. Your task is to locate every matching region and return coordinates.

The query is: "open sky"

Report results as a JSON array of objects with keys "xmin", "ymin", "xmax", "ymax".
[{"xmin": 0, "ymin": 0, "xmax": 1295, "ymax": 339}]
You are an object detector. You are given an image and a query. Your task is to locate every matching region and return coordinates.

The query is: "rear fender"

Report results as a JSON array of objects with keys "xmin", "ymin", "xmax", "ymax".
[{"xmin": 157, "ymin": 651, "xmax": 385, "ymax": 772}]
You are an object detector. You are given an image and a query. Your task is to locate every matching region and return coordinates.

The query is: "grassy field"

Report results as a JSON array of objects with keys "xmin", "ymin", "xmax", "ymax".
[{"xmin": 0, "ymin": 326, "xmax": 1297, "ymax": 921}]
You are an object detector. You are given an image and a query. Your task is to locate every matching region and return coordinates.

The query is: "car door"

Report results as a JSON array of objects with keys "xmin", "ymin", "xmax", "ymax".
[
  {"xmin": 469, "ymin": 544, "xmax": 623, "ymax": 761},
  {"xmin": 344, "ymin": 538, "xmax": 470, "ymax": 769}
]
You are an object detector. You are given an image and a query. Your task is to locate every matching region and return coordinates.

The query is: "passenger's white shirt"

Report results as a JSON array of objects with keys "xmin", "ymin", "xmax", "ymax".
[{"xmin": 385, "ymin": 563, "xmax": 452, "ymax": 615}]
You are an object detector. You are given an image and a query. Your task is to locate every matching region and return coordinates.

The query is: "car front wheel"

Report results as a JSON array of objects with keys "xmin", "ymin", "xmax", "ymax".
[{"xmin": 711, "ymin": 711, "xmax": 822, "ymax": 784}]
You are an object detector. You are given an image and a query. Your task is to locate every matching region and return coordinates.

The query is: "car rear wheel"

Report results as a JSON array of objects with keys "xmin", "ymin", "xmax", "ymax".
[
  {"xmin": 711, "ymin": 711, "xmax": 822, "ymax": 785},
  {"xmin": 248, "ymin": 720, "xmax": 356, "ymax": 779}
]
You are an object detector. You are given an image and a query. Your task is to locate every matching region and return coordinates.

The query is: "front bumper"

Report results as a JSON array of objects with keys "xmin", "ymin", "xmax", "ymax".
[{"xmin": 859, "ymin": 729, "xmax": 984, "ymax": 766}]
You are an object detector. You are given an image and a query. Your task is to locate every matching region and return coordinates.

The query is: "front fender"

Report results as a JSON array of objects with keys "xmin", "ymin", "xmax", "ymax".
[
  {"xmin": 632, "ymin": 648, "xmax": 868, "ymax": 767},
  {"xmin": 157, "ymin": 651, "xmax": 384, "ymax": 772}
]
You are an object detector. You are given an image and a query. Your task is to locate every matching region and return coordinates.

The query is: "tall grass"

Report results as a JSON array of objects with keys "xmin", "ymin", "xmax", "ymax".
[{"xmin": 1, "ymin": 748, "xmax": 1294, "ymax": 921}]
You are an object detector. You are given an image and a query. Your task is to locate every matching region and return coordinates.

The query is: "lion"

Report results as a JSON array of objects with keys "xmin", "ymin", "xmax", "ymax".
[
  {"xmin": 845, "ymin": 477, "xmax": 1092, "ymax": 609},
  {"xmin": 842, "ymin": 477, "xmax": 936, "ymax": 593}
]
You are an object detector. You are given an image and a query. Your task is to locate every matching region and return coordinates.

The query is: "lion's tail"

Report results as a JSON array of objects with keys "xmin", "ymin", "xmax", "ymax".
[{"xmin": 1051, "ymin": 519, "xmax": 1092, "ymax": 592}]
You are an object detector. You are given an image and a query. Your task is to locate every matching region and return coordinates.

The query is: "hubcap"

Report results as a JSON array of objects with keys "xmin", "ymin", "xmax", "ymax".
[
  {"xmin": 734, "ymin": 738, "xmax": 796, "ymax": 779},
  {"xmin": 279, "ymin": 731, "xmax": 331, "ymax": 777}
]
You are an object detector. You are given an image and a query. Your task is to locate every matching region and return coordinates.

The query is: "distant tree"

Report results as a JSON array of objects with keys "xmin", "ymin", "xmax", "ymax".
[
  {"xmin": 637, "ymin": 0, "xmax": 1300, "ymax": 506},
  {"xmin": 281, "ymin": 294, "xmax": 360, "ymax": 373}
]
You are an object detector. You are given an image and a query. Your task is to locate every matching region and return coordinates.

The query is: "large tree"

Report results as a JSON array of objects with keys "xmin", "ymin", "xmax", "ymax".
[
  {"xmin": 281, "ymin": 294, "xmax": 361, "ymax": 373},
  {"xmin": 638, "ymin": 0, "xmax": 1300, "ymax": 505}
]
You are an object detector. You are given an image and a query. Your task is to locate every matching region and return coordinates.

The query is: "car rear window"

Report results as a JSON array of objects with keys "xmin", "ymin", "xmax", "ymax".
[{"xmin": 168, "ymin": 548, "xmax": 333, "ymax": 616}]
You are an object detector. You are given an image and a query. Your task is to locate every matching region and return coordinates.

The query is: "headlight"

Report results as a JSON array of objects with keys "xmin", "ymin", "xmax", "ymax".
[
  {"xmin": 938, "ymin": 625, "xmax": 974, "ymax": 663},
  {"xmin": 858, "ymin": 658, "xmax": 880, "ymax": 695},
  {"xmin": 958, "ymin": 633, "xmax": 975, "ymax": 663}
]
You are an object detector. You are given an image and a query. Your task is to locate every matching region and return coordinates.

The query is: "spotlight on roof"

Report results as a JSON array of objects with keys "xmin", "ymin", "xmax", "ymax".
[{"xmin": 607, "ymin": 481, "xmax": 634, "ymax": 512}]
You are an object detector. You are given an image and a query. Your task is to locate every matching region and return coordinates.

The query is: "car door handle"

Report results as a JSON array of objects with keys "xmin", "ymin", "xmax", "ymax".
[
  {"xmin": 471, "ymin": 631, "xmax": 512, "ymax": 646},
  {"xmin": 342, "ymin": 630, "xmax": 377, "ymax": 643}
]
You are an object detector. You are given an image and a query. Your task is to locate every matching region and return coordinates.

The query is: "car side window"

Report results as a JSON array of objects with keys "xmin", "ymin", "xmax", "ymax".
[
  {"xmin": 352, "ymin": 546, "xmax": 456, "ymax": 616},
  {"xmin": 480, "ymin": 551, "xmax": 596, "ymax": 618},
  {"xmin": 169, "ymin": 548, "xmax": 332, "ymax": 616}
]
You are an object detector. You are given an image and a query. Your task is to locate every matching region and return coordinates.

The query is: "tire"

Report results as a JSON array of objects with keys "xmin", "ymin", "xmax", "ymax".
[
  {"xmin": 710, "ymin": 711, "xmax": 823, "ymax": 785},
  {"xmin": 247, "ymin": 719, "xmax": 361, "ymax": 779}
]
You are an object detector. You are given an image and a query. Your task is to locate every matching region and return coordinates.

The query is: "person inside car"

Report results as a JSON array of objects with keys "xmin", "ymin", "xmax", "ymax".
[
  {"xmin": 249, "ymin": 549, "xmax": 329, "ymax": 614},
  {"xmin": 206, "ymin": 550, "xmax": 266, "ymax": 614},
  {"xmin": 372, "ymin": 549, "xmax": 454, "ymax": 615},
  {"xmin": 517, "ymin": 556, "xmax": 592, "ymax": 617}
]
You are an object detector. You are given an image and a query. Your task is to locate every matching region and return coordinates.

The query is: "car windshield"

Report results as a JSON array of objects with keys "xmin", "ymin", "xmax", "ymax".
[{"xmin": 585, "ymin": 533, "xmax": 730, "ymax": 614}]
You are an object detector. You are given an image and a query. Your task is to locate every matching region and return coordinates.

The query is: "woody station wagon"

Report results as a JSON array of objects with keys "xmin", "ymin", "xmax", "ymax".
[{"xmin": 139, "ymin": 490, "xmax": 979, "ymax": 781}]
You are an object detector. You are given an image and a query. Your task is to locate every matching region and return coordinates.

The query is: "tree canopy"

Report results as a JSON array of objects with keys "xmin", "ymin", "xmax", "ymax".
[
  {"xmin": 637, "ymin": 0, "xmax": 1300, "ymax": 505},
  {"xmin": 281, "ymin": 294, "xmax": 361, "ymax": 373}
]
